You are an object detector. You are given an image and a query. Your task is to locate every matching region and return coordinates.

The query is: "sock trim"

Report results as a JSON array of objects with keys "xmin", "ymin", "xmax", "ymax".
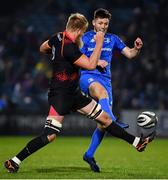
[
  {"xmin": 12, "ymin": 156, "xmax": 21, "ymax": 165},
  {"xmin": 133, "ymin": 137, "xmax": 140, "ymax": 147}
]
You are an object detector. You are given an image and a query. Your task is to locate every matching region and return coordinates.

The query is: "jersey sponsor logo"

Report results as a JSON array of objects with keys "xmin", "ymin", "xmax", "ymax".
[
  {"xmin": 87, "ymin": 47, "xmax": 112, "ymax": 52},
  {"xmin": 87, "ymin": 48, "xmax": 94, "ymax": 51},
  {"xmin": 102, "ymin": 47, "xmax": 112, "ymax": 51},
  {"xmin": 89, "ymin": 38, "xmax": 110, "ymax": 43}
]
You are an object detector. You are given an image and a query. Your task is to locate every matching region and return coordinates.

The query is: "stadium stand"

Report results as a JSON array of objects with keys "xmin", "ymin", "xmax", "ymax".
[{"xmin": 0, "ymin": 0, "xmax": 168, "ymax": 113}]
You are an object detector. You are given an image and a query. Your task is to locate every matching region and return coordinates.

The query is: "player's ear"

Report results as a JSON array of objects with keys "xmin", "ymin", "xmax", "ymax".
[
  {"xmin": 76, "ymin": 29, "xmax": 81, "ymax": 36},
  {"xmin": 92, "ymin": 20, "xmax": 95, "ymax": 26},
  {"xmin": 77, "ymin": 29, "xmax": 83, "ymax": 36}
]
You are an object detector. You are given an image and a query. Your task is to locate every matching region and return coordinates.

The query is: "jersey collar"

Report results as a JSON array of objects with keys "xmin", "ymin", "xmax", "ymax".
[{"xmin": 64, "ymin": 30, "xmax": 75, "ymax": 43}]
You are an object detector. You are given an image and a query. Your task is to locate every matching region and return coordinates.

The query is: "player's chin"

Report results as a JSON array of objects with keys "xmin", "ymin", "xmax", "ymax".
[
  {"xmin": 101, "ymin": 29, "xmax": 107, "ymax": 33},
  {"xmin": 96, "ymin": 28, "xmax": 107, "ymax": 33}
]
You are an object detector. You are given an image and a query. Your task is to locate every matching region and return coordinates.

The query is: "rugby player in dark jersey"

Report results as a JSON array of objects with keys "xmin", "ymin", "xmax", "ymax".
[{"xmin": 4, "ymin": 13, "xmax": 155, "ymax": 173}]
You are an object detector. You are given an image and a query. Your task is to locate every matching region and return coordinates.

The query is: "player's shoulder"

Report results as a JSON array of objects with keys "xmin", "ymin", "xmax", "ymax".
[
  {"xmin": 82, "ymin": 31, "xmax": 95, "ymax": 44},
  {"xmin": 105, "ymin": 33, "xmax": 119, "ymax": 39},
  {"xmin": 107, "ymin": 33, "xmax": 124, "ymax": 44},
  {"xmin": 48, "ymin": 32, "xmax": 61, "ymax": 47},
  {"xmin": 83, "ymin": 30, "xmax": 95, "ymax": 37},
  {"xmin": 83, "ymin": 30, "xmax": 95, "ymax": 40},
  {"xmin": 49, "ymin": 32, "xmax": 63, "ymax": 43}
]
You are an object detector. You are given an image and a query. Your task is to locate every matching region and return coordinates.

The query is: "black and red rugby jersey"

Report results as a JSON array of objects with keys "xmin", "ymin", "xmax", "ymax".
[{"xmin": 48, "ymin": 31, "xmax": 82, "ymax": 92}]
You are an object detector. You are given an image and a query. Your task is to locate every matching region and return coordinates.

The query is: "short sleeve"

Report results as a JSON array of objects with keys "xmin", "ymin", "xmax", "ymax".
[
  {"xmin": 113, "ymin": 35, "xmax": 126, "ymax": 52},
  {"xmin": 64, "ymin": 43, "xmax": 83, "ymax": 63},
  {"xmin": 48, "ymin": 34, "xmax": 57, "ymax": 48}
]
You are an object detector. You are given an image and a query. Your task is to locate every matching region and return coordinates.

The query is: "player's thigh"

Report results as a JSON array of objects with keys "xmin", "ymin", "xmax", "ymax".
[
  {"xmin": 73, "ymin": 89, "xmax": 92, "ymax": 111},
  {"xmin": 47, "ymin": 105, "xmax": 64, "ymax": 124},
  {"xmin": 78, "ymin": 99, "xmax": 111, "ymax": 127},
  {"xmin": 80, "ymin": 74, "xmax": 99, "ymax": 96},
  {"xmin": 89, "ymin": 81, "xmax": 108, "ymax": 99},
  {"xmin": 90, "ymin": 77, "xmax": 113, "ymax": 106},
  {"xmin": 77, "ymin": 98, "xmax": 96, "ymax": 115},
  {"xmin": 48, "ymin": 93, "xmax": 73, "ymax": 115},
  {"xmin": 79, "ymin": 74, "xmax": 91, "ymax": 94}
]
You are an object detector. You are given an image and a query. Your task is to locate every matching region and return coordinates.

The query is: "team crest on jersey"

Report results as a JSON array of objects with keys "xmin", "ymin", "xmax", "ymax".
[
  {"xmin": 90, "ymin": 38, "xmax": 95, "ymax": 43},
  {"xmin": 104, "ymin": 38, "xmax": 110, "ymax": 43},
  {"xmin": 88, "ymin": 78, "xmax": 94, "ymax": 83}
]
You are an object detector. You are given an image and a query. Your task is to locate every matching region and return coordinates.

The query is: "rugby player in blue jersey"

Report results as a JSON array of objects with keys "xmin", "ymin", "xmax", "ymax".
[{"xmin": 80, "ymin": 8, "xmax": 143, "ymax": 172}]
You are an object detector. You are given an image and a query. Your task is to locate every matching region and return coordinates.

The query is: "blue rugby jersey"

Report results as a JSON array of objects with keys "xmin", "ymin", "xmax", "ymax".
[{"xmin": 80, "ymin": 30, "xmax": 126, "ymax": 78}]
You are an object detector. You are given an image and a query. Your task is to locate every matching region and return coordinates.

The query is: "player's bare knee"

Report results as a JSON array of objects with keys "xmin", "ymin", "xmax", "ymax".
[
  {"xmin": 90, "ymin": 83, "xmax": 108, "ymax": 99},
  {"xmin": 94, "ymin": 88, "xmax": 108, "ymax": 99},
  {"xmin": 86, "ymin": 102, "xmax": 112, "ymax": 128},
  {"xmin": 98, "ymin": 88, "xmax": 108, "ymax": 99}
]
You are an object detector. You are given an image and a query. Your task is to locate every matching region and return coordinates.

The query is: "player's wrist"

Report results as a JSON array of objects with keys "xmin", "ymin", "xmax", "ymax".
[
  {"xmin": 134, "ymin": 46, "xmax": 140, "ymax": 51},
  {"xmin": 134, "ymin": 47, "xmax": 141, "ymax": 54}
]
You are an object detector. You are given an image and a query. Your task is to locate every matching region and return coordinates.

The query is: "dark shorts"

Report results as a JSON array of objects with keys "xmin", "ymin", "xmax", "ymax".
[{"xmin": 48, "ymin": 88, "xmax": 92, "ymax": 115}]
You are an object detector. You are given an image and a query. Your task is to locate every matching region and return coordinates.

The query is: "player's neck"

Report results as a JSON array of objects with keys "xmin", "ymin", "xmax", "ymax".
[{"xmin": 64, "ymin": 30, "xmax": 76, "ymax": 42}]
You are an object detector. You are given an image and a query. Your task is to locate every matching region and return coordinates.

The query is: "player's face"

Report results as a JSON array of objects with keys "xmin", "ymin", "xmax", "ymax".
[{"xmin": 92, "ymin": 18, "xmax": 109, "ymax": 33}]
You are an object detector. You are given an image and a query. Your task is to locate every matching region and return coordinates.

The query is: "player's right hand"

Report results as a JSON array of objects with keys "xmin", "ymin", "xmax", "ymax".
[
  {"xmin": 94, "ymin": 31, "xmax": 104, "ymax": 45},
  {"xmin": 134, "ymin": 37, "xmax": 143, "ymax": 50}
]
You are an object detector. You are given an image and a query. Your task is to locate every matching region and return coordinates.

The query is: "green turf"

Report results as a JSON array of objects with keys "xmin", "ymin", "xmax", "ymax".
[{"xmin": 0, "ymin": 136, "xmax": 168, "ymax": 179}]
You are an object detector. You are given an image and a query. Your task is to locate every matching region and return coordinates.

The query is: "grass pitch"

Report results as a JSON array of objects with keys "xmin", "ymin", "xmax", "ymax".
[{"xmin": 0, "ymin": 136, "xmax": 168, "ymax": 179}]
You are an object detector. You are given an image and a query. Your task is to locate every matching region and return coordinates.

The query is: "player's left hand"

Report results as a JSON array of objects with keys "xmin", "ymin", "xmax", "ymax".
[
  {"xmin": 134, "ymin": 37, "xmax": 143, "ymax": 50},
  {"xmin": 98, "ymin": 60, "xmax": 108, "ymax": 68}
]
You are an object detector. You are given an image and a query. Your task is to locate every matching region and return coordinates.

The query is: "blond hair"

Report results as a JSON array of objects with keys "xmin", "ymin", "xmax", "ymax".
[{"xmin": 66, "ymin": 13, "xmax": 88, "ymax": 32}]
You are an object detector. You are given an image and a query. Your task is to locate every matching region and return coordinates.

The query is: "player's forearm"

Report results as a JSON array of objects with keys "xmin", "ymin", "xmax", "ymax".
[
  {"xmin": 122, "ymin": 47, "xmax": 140, "ymax": 59},
  {"xmin": 124, "ymin": 37, "xmax": 143, "ymax": 59},
  {"xmin": 39, "ymin": 40, "xmax": 52, "ymax": 54},
  {"xmin": 89, "ymin": 44, "xmax": 102, "ymax": 69},
  {"xmin": 40, "ymin": 48, "xmax": 52, "ymax": 54},
  {"xmin": 129, "ymin": 47, "xmax": 140, "ymax": 59}
]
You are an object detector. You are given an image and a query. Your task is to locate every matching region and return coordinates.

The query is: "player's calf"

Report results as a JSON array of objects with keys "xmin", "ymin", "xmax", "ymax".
[
  {"xmin": 4, "ymin": 117, "xmax": 62, "ymax": 173},
  {"xmin": 44, "ymin": 116, "xmax": 63, "ymax": 142}
]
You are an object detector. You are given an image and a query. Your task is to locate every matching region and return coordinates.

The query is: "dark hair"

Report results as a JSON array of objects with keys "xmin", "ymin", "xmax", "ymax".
[{"xmin": 94, "ymin": 8, "xmax": 111, "ymax": 20}]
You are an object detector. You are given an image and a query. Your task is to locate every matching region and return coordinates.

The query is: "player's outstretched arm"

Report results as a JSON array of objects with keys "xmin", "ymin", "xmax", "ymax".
[
  {"xmin": 74, "ymin": 31, "xmax": 104, "ymax": 70},
  {"xmin": 39, "ymin": 40, "xmax": 52, "ymax": 54},
  {"xmin": 121, "ymin": 37, "xmax": 143, "ymax": 59}
]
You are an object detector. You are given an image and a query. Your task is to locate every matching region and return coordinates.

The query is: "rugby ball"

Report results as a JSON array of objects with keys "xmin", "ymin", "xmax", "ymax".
[{"xmin": 137, "ymin": 111, "xmax": 158, "ymax": 129}]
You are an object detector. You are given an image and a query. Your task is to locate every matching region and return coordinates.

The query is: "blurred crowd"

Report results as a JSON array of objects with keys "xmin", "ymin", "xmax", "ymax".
[{"xmin": 0, "ymin": 0, "xmax": 167, "ymax": 112}]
